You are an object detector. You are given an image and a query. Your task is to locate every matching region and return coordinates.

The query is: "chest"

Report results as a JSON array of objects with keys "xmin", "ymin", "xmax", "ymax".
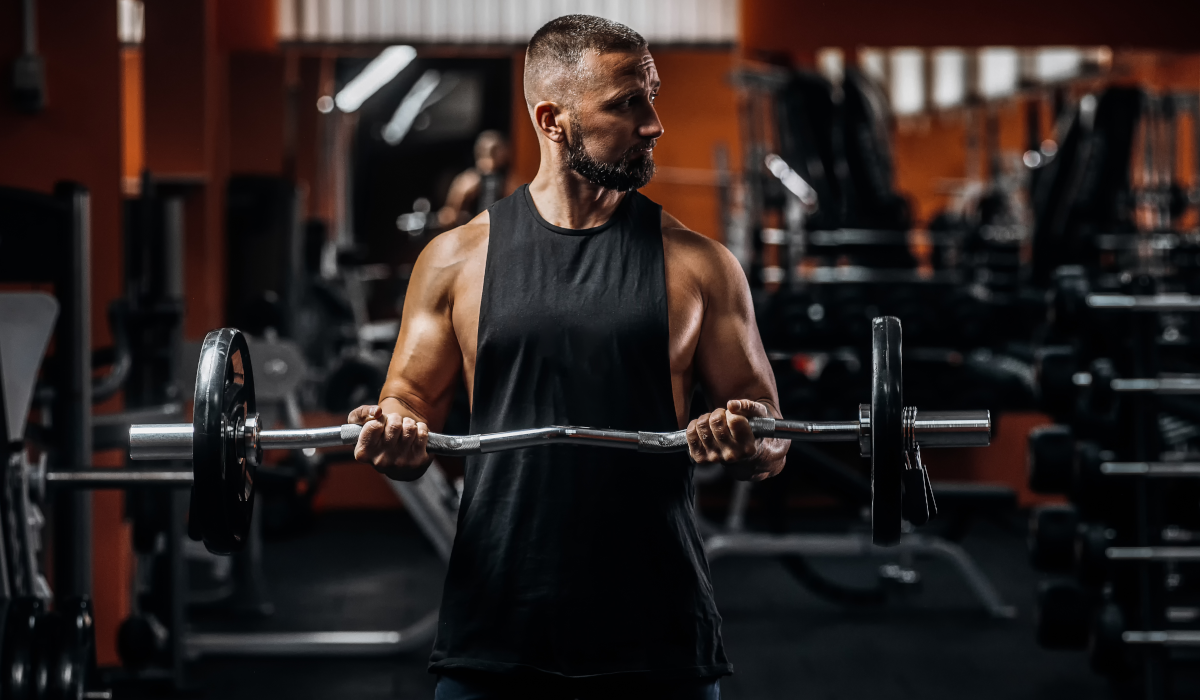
[{"xmin": 481, "ymin": 229, "xmax": 667, "ymax": 351}]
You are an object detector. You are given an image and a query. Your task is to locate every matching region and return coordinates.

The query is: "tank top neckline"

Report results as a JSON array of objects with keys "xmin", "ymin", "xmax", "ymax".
[{"xmin": 521, "ymin": 184, "xmax": 634, "ymax": 237}]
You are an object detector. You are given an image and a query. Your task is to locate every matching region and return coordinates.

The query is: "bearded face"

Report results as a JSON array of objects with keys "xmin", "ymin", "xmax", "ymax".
[{"xmin": 565, "ymin": 115, "xmax": 656, "ymax": 192}]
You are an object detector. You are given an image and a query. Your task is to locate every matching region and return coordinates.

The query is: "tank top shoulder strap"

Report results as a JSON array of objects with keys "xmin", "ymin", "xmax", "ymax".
[{"xmin": 625, "ymin": 190, "xmax": 663, "ymax": 238}]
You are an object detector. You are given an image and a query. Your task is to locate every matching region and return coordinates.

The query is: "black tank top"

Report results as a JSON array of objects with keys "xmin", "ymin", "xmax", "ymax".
[{"xmin": 429, "ymin": 185, "xmax": 731, "ymax": 680}]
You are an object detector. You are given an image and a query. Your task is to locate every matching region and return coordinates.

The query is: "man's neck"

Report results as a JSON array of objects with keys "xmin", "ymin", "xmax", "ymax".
[{"xmin": 527, "ymin": 166, "xmax": 626, "ymax": 230}]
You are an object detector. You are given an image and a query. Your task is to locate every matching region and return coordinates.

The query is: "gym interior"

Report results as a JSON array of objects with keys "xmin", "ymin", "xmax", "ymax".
[{"xmin": 1, "ymin": 1, "xmax": 1199, "ymax": 698}]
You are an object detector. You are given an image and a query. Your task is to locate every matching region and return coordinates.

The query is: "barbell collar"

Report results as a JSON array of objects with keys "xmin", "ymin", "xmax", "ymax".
[{"xmin": 1086, "ymin": 293, "xmax": 1200, "ymax": 311}]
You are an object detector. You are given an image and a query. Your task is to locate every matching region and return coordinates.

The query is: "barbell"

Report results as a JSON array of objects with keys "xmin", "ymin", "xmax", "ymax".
[{"xmin": 123, "ymin": 317, "xmax": 991, "ymax": 554}]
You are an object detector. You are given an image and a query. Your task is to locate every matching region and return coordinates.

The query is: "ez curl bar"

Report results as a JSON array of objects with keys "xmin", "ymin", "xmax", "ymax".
[{"xmin": 107, "ymin": 317, "xmax": 990, "ymax": 553}]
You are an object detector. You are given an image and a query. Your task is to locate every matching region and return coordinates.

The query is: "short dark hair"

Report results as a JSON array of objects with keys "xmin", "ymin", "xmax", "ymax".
[{"xmin": 523, "ymin": 15, "xmax": 647, "ymax": 109}]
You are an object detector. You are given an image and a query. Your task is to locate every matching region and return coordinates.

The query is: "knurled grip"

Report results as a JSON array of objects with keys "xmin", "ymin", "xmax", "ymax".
[
  {"xmin": 749, "ymin": 417, "xmax": 776, "ymax": 437},
  {"xmin": 637, "ymin": 431, "xmax": 688, "ymax": 452},
  {"xmin": 340, "ymin": 424, "xmax": 362, "ymax": 445},
  {"xmin": 427, "ymin": 433, "xmax": 482, "ymax": 455},
  {"xmin": 637, "ymin": 417, "xmax": 778, "ymax": 454}
]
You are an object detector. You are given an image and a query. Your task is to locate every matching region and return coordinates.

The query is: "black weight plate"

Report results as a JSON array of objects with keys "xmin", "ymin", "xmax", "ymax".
[
  {"xmin": 193, "ymin": 328, "xmax": 257, "ymax": 554},
  {"xmin": 33, "ymin": 611, "xmax": 61, "ymax": 700},
  {"xmin": 45, "ymin": 597, "xmax": 93, "ymax": 700},
  {"xmin": 1036, "ymin": 580, "xmax": 1090, "ymax": 649},
  {"xmin": 871, "ymin": 316, "xmax": 903, "ymax": 546},
  {"xmin": 1027, "ymin": 424, "xmax": 1074, "ymax": 494},
  {"xmin": 2, "ymin": 597, "xmax": 42, "ymax": 700}
]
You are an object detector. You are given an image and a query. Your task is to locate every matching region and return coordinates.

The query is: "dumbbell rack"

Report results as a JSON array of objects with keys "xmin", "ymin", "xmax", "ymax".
[{"xmin": 1029, "ymin": 285, "xmax": 1200, "ymax": 699}]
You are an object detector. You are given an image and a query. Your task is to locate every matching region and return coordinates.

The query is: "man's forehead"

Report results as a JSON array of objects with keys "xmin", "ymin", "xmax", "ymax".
[{"xmin": 583, "ymin": 50, "xmax": 660, "ymax": 86}]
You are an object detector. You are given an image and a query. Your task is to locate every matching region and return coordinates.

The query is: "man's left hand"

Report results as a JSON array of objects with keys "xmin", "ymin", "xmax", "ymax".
[{"xmin": 686, "ymin": 399, "xmax": 768, "ymax": 466}]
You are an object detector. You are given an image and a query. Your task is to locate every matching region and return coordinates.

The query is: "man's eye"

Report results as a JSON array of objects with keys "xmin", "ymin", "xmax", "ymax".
[{"xmin": 650, "ymin": 93, "xmax": 658, "ymax": 104}]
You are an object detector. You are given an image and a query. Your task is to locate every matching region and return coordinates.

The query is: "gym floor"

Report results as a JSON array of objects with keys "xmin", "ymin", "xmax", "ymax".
[{"xmin": 115, "ymin": 505, "xmax": 1177, "ymax": 699}]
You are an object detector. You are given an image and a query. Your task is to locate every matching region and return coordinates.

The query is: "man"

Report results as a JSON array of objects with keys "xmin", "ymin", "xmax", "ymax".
[
  {"xmin": 351, "ymin": 15, "xmax": 788, "ymax": 700},
  {"xmin": 437, "ymin": 130, "xmax": 511, "ymax": 229}
]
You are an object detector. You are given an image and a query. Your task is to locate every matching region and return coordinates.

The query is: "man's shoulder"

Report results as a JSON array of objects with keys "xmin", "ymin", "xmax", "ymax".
[
  {"xmin": 411, "ymin": 213, "xmax": 491, "ymax": 296},
  {"xmin": 659, "ymin": 210, "xmax": 739, "ymax": 271},
  {"xmin": 423, "ymin": 212, "xmax": 491, "ymax": 263}
]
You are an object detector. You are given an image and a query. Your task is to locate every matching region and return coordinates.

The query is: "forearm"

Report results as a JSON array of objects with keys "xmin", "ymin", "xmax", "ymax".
[{"xmin": 378, "ymin": 395, "xmax": 432, "ymax": 425}]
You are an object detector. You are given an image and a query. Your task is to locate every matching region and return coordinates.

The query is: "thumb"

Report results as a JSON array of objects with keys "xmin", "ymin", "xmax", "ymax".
[{"xmin": 726, "ymin": 399, "xmax": 767, "ymax": 417}]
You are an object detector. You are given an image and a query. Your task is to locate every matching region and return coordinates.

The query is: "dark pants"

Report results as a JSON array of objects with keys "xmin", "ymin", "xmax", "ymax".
[{"xmin": 434, "ymin": 673, "xmax": 722, "ymax": 700}]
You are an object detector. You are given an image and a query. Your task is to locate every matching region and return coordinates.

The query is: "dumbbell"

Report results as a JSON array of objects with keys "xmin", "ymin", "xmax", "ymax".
[
  {"xmin": 121, "ymin": 318, "xmax": 992, "ymax": 553},
  {"xmin": 1028, "ymin": 424, "xmax": 1075, "ymax": 494},
  {"xmin": 1089, "ymin": 601, "xmax": 1128, "ymax": 676},
  {"xmin": 1029, "ymin": 504, "xmax": 1079, "ymax": 574},
  {"xmin": 1035, "ymin": 579, "xmax": 1092, "ymax": 650},
  {"xmin": 1034, "ymin": 347, "xmax": 1079, "ymax": 418}
]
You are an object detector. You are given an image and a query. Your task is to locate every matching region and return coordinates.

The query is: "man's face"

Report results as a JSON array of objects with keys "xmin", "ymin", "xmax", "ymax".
[{"xmin": 564, "ymin": 50, "xmax": 663, "ymax": 192}]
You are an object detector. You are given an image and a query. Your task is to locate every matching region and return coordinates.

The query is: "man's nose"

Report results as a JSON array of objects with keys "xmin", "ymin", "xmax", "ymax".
[{"xmin": 640, "ymin": 105, "xmax": 664, "ymax": 141}]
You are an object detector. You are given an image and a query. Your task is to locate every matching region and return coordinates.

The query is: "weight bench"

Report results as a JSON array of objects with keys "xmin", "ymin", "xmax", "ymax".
[{"xmin": 700, "ymin": 471, "xmax": 1018, "ymax": 619}]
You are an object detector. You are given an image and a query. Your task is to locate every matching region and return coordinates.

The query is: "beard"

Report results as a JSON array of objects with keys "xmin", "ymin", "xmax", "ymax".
[{"xmin": 565, "ymin": 119, "xmax": 656, "ymax": 192}]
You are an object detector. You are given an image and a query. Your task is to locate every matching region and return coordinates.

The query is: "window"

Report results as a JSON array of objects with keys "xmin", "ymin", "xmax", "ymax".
[
  {"xmin": 978, "ymin": 47, "xmax": 1019, "ymax": 99},
  {"xmin": 889, "ymin": 48, "xmax": 924, "ymax": 116},
  {"xmin": 931, "ymin": 48, "xmax": 966, "ymax": 109}
]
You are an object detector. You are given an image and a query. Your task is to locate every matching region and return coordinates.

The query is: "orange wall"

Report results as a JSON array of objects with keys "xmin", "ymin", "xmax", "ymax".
[
  {"xmin": 509, "ymin": 48, "xmax": 741, "ymax": 241},
  {"xmin": 640, "ymin": 49, "xmax": 741, "ymax": 240},
  {"xmin": 229, "ymin": 52, "xmax": 287, "ymax": 175},
  {"xmin": 0, "ymin": 0, "xmax": 130, "ymax": 667},
  {"xmin": 742, "ymin": 0, "xmax": 1200, "ymax": 63}
]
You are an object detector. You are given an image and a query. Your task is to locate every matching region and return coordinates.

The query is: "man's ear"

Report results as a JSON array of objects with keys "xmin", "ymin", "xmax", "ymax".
[{"xmin": 534, "ymin": 101, "xmax": 567, "ymax": 143}]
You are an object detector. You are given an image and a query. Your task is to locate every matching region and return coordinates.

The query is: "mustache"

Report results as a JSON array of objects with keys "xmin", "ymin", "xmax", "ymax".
[{"xmin": 624, "ymin": 139, "xmax": 658, "ymax": 157}]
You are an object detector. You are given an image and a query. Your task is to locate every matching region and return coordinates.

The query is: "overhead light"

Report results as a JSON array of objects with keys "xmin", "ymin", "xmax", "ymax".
[
  {"xmin": 334, "ymin": 45, "xmax": 417, "ymax": 113},
  {"xmin": 764, "ymin": 154, "xmax": 818, "ymax": 212},
  {"xmin": 381, "ymin": 70, "xmax": 465, "ymax": 146}
]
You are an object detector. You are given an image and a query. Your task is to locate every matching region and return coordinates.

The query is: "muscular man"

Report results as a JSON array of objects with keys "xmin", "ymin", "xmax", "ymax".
[
  {"xmin": 352, "ymin": 15, "xmax": 788, "ymax": 700},
  {"xmin": 437, "ymin": 130, "xmax": 511, "ymax": 229}
]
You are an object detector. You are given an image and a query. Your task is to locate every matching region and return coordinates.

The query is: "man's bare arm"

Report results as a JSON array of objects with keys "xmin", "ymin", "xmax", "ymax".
[
  {"xmin": 437, "ymin": 170, "xmax": 482, "ymax": 228},
  {"xmin": 350, "ymin": 225, "xmax": 477, "ymax": 480},
  {"xmin": 683, "ymin": 229, "xmax": 788, "ymax": 481}
]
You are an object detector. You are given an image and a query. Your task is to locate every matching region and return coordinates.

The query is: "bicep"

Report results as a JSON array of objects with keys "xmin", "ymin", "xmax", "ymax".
[
  {"xmin": 693, "ymin": 249, "xmax": 780, "ymax": 416},
  {"xmin": 378, "ymin": 250, "xmax": 463, "ymax": 430}
]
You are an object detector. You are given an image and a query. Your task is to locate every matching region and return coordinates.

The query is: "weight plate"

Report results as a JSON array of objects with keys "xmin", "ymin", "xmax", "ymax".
[
  {"xmin": 33, "ymin": 611, "xmax": 61, "ymax": 700},
  {"xmin": 1036, "ymin": 579, "xmax": 1090, "ymax": 649},
  {"xmin": 871, "ymin": 316, "xmax": 903, "ymax": 546},
  {"xmin": 2, "ymin": 597, "xmax": 42, "ymax": 700},
  {"xmin": 193, "ymin": 328, "xmax": 257, "ymax": 554},
  {"xmin": 45, "ymin": 597, "xmax": 93, "ymax": 700}
]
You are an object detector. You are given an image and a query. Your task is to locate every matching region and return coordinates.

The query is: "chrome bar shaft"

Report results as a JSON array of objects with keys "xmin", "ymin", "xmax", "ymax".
[
  {"xmin": 129, "ymin": 424, "xmax": 193, "ymax": 460},
  {"xmin": 912, "ymin": 410, "xmax": 992, "ymax": 448},
  {"xmin": 1123, "ymin": 631, "xmax": 1200, "ymax": 646},
  {"xmin": 130, "ymin": 408, "xmax": 993, "ymax": 460},
  {"xmin": 1087, "ymin": 293, "xmax": 1200, "ymax": 311},
  {"xmin": 45, "ymin": 469, "xmax": 193, "ymax": 488},
  {"xmin": 1102, "ymin": 462, "xmax": 1200, "ymax": 476},
  {"xmin": 1107, "ymin": 546, "xmax": 1200, "ymax": 561},
  {"xmin": 1111, "ymin": 376, "xmax": 1200, "ymax": 394}
]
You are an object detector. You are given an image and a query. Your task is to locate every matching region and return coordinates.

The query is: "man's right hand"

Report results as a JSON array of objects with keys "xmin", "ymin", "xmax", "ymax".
[{"xmin": 348, "ymin": 405, "xmax": 432, "ymax": 481}]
